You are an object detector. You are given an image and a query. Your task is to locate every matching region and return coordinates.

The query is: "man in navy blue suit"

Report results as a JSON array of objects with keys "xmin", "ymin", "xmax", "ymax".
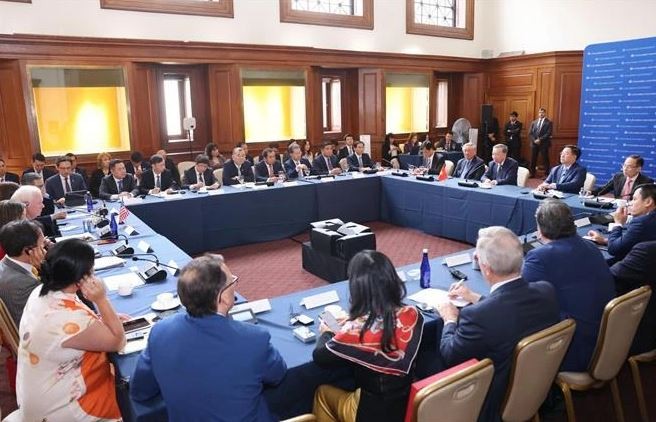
[
  {"xmin": 453, "ymin": 142, "xmax": 486, "ymax": 180},
  {"xmin": 587, "ymin": 184, "xmax": 656, "ymax": 261},
  {"xmin": 311, "ymin": 142, "xmax": 341, "ymax": 176},
  {"xmin": 347, "ymin": 141, "xmax": 374, "ymax": 171},
  {"xmin": 439, "ymin": 226, "xmax": 559, "ymax": 421},
  {"xmin": 22, "ymin": 153, "xmax": 55, "ymax": 181},
  {"xmin": 337, "ymin": 133, "xmax": 356, "ymax": 161},
  {"xmin": 44, "ymin": 156, "xmax": 87, "ymax": 205},
  {"xmin": 284, "ymin": 144, "xmax": 312, "ymax": 179},
  {"xmin": 412, "ymin": 141, "xmax": 445, "ymax": 176},
  {"xmin": 131, "ymin": 255, "xmax": 286, "ymax": 422},
  {"xmin": 522, "ymin": 199, "xmax": 615, "ymax": 371},
  {"xmin": 255, "ymin": 148, "xmax": 285, "ymax": 182},
  {"xmin": 222, "ymin": 147, "xmax": 255, "ymax": 186},
  {"xmin": 181, "ymin": 155, "xmax": 220, "ymax": 190},
  {"xmin": 538, "ymin": 145, "xmax": 587, "ymax": 194},
  {"xmin": 0, "ymin": 159, "xmax": 19, "ymax": 184},
  {"xmin": 482, "ymin": 144, "xmax": 518, "ymax": 185}
]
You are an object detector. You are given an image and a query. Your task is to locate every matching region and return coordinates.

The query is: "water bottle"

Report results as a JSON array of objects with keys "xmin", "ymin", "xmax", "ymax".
[
  {"xmin": 420, "ymin": 249, "xmax": 431, "ymax": 288},
  {"xmin": 110, "ymin": 213, "xmax": 118, "ymax": 237},
  {"xmin": 85, "ymin": 191, "xmax": 93, "ymax": 212}
]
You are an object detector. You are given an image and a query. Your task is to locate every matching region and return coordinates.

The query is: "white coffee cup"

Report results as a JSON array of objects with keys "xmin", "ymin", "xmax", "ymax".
[
  {"xmin": 117, "ymin": 280, "xmax": 133, "ymax": 297},
  {"xmin": 407, "ymin": 269, "xmax": 421, "ymax": 280},
  {"xmin": 156, "ymin": 292, "xmax": 175, "ymax": 307}
]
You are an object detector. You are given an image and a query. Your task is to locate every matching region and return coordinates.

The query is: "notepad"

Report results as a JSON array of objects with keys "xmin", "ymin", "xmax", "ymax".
[
  {"xmin": 300, "ymin": 290, "xmax": 339, "ymax": 309},
  {"xmin": 574, "ymin": 217, "xmax": 591, "ymax": 228},
  {"xmin": 443, "ymin": 253, "xmax": 472, "ymax": 268},
  {"xmin": 103, "ymin": 272, "xmax": 144, "ymax": 291},
  {"xmin": 55, "ymin": 233, "xmax": 95, "ymax": 243},
  {"xmin": 407, "ymin": 288, "xmax": 469, "ymax": 308},
  {"xmin": 94, "ymin": 256, "xmax": 125, "ymax": 271}
]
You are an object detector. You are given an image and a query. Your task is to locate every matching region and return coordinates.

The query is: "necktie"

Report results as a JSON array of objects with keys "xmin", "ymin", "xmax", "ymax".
[
  {"xmin": 155, "ymin": 174, "xmax": 161, "ymax": 189},
  {"xmin": 358, "ymin": 155, "xmax": 363, "ymax": 168},
  {"xmin": 326, "ymin": 157, "xmax": 332, "ymax": 171},
  {"xmin": 621, "ymin": 178, "xmax": 633, "ymax": 199},
  {"xmin": 462, "ymin": 160, "xmax": 470, "ymax": 178},
  {"xmin": 118, "ymin": 179, "xmax": 124, "ymax": 192},
  {"xmin": 497, "ymin": 164, "xmax": 502, "ymax": 180},
  {"xmin": 349, "ymin": 147, "xmax": 353, "ymax": 156},
  {"xmin": 65, "ymin": 177, "xmax": 71, "ymax": 193},
  {"xmin": 268, "ymin": 164, "xmax": 273, "ymax": 177},
  {"xmin": 198, "ymin": 172, "xmax": 204, "ymax": 185},
  {"xmin": 31, "ymin": 266, "xmax": 39, "ymax": 280},
  {"xmin": 537, "ymin": 119, "xmax": 543, "ymax": 132},
  {"xmin": 237, "ymin": 165, "xmax": 242, "ymax": 177},
  {"xmin": 559, "ymin": 167, "xmax": 568, "ymax": 184}
]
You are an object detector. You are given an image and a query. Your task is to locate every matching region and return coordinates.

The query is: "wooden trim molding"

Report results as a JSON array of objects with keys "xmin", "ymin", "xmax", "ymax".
[
  {"xmin": 406, "ymin": 0, "xmax": 474, "ymax": 40},
  {"xmin": 100, "ymin": 0, "xmax": 233, "ymax": 18},
  {"xmin": 279, "ymin": 0, "xmax": 373, "ymax": 30}
]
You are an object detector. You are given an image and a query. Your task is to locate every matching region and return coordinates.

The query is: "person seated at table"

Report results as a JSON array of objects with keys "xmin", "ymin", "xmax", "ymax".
[
  {"xmin": 313, "ymin": 250, "xmax": 424, "ymax": 422},
  {"xmin": 255, "ymin": 148, "xmax": 285, "ymax": 182},
  {"xmin": 610, "ymin": 240, "xmax": 656, "ymax": 355},
  {"xmin": 403, "ymin": 133, "xmax": 420, "ymax": 155},
  {"xmin": 22, "ymin": 152, "xmax": 55, "ymax": 181},
  {"xmin": 20, "ymin": 173, "xmax": 64, "ymax": 222},
  {"xmin": 312, "ymin": 142, "xmax": 342, "ymax": 176},
  {"xmin": 156, "ymin": 149, "xmax": 181, "ymax": 187},
  {"xmin": 64, "ymin": 153, "xmax": 88, "ymax": 185},
  {"xmin": 0, "ymin": 181, "xmax": 20, "ymax": 201},
  {"xmin": 437, "ymin": 131, "xmax": 461, "ymax": 152},
  {"xmin": 537, "ymin": 145, "xmax": 587, "ymax": 194},
  {"xmin": 453, "ymin": 142, "xmax": 485, "ymax": 180},
  {"xmin": 182, "ymin": 154, "xmax": 219, "ymax": 191},
  {"xmin": 16, "ymin": 239, "xmax": 125, "ymax": 422},
  {"xmin": 0, "ymin": 220, "xmax": 44, "ymax": 326},
  {"xmin": 45, "ymin": 156, "xmax": 87, "ymax": 206},
  {"xmin": 88, "ymin": 152, "xmax": 112, "ymax": 198},
  {"xmin": 481, "ymin": 144, "xmax": 518, "ymax": 186},
  {"xmin": 593, "ymin": 155, "xmax": 653, "ymax": 199},
  {"xmin": 11, "ymin": 185, "xmax": 60, "ymax": 238},
  {"xmin": 140, "ymin": 154, "xmax": 175, "ymax": 195},
  {"xmin": 301, "ymin": 139, "xmax": 315, "ymax": 162},
  {"xmin": 522, "ymin": 199, "xmax": 614, "ymax": 371},
  {"xmin": 382, "ymin": 133, "xmax": 400, "ymax": 168},
  {"xmin": 131, "ymin": 254, "xmax": 286, "ymax": 421},
  {"xmin": 0, "ymin": 158, "xmax": 19, "ymax": 184},
  {"xmin": 0, "ymin": 200, "xmax": 27, "ymax": 260},
  {"xmin": 412, "ymin": 141, "xmax": 445, "ymax": 176},
  {"xmin": 587, "ymin": 183, "xmax": 656, "ymax": 262},
  {"xmin": 99, "ymin": 159, "xmax": 140, "ymax": 201},
  {"xmin": 223, "ymin": 147, "xmax": 255, "ymax": 186},
  {"xmin": 440, "ymin": 226, "xmax": 559, "ymax": 421},
  {"xmin": 236, "ymin": 141, "xmax": 255, "ymax": 165},
  {"xmin": 347, "ymin": 141, "xmax": 374, "ymax": 172},
  {"xmin": 337, "ymin": 133, "xmax": 356, "ymax": 161},
  {"xmin": 204, "ymin": 142, "xmax": 226, "ymax": 170},
  {"xmin": 125, "ymin": 151, "xmax": 150, "ymax": 185},
  {"xmin": 284, "ymin": 144, "xmax": 312, "ymax": 179}
]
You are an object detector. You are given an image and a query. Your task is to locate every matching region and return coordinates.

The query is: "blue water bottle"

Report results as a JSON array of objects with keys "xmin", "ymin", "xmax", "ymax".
[
  {"xmin": 110, "ymin": 213, "xmax": 118, "ymax": 237},
  {"xmin": 85, "ymin": 191, "xmax": 93, "ymax": 212},
  {"xmin": 420, "ymin": 248, "xmax": 431, "ymax": 288}
]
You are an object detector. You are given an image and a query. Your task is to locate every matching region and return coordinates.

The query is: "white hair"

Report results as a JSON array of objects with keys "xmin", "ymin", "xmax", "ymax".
[
  {"xmin": 476, "ymin": 226, "xmax": 523, "ymax": 276},
  {"xmin": 10, "ymin": 185, "xmax": 42, "ymax": 204},
  {"xmin": 462, "ymin": 142, "xmax": 477, "ymax": 150}
]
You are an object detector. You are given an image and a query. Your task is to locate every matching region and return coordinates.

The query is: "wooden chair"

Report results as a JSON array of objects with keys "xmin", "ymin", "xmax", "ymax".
[{"xmin": 628, "ymin": 348, "xmax": 656, "ymax": 422}]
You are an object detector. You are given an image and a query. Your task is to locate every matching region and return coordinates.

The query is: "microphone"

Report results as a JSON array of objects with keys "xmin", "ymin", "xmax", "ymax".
[{"xmin": 119, "ymin": 253, "xmax": 180, "ymax": 274}]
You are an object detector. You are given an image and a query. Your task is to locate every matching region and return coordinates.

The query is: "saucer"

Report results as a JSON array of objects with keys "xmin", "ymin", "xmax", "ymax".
[{"xmin": 151, "ymin": 298, "xmax": 181, "ymax": 311}]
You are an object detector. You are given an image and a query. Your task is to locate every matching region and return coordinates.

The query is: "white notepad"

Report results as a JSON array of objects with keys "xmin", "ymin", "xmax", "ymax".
[
  {"xmin": 94, "ymin": 256, "xmax": 125, "ymax": 271},
  {"xmin": 103, "ymin": 272, "xmax": 144, "ymax": 291},
  {"xmin": 443, "ymin": 253, "xmax": 472, "ymax": 268}
]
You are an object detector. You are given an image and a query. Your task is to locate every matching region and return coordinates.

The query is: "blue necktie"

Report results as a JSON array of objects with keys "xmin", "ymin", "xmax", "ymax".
[
  {"xmin": 559, "ymin": 167, "xmax": 568, "ymax": 184},
  {"xmin": 118, "ymin": 179, "xmax": 123, "ymax": 192}
]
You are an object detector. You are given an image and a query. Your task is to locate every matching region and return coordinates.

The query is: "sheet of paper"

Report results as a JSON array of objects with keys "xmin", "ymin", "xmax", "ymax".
[
  {"xmin": 55, "ymin": 233, "xmax": 94, "ymax": 243},
  {"xmin": 166, "ymin": 260, "xmax": 179, "ymax": 276},
  {"xmin": 58, "ymin": 224, "xmax": 79, "ymax": 232},
  {"xmin": 207, "ymin": 188, "xmax": 224, "ymax": 196},
  {"xmin": 574, "ymin": 217, "xmax": 591, "ymax": 228},
  {"xmin": 408, "ymin": 288, "xmax": 470, "ymax": 308},
  {"xmin": 103, "ymin": 272, "xmax": 144, "ymax": 291},
  {"xmin": 283, "ymin": 181, "xmax": 299, "ymax": 187},
  {"xmin": 443, "ymin": 253, "xmax": 472, "ymax": 268},
  {"xmin": 94, "ymin": 256, "xmax": 125, "ymax": 271},
  {"xmin": 230, "ymin": 299, "xmax": 272, "ymax": 315},
  {"xmin": 396, "ymin": 270, "xmax": 407, "ymax": 282},
  {"xmin": 301, "ymin": 290, "xmax": 339, "ymax": 309},
  {"xmin": 122, "ymin": 197, "xmax": 143, "ymax": 205}
]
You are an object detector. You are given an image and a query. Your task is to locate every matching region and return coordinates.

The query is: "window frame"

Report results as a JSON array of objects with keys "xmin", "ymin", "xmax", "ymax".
[
  {"xmin": 405, "ymin": 0, "xmax": 474, "ymax": 40},
  {"xmin": 321, "ymin": 76, "xmax": 343, "ymax": 134},
  {"xmin": 279, "ymin": 0, "xmax": 374, "ymax": 30},
  {"xmin": 161, "ymin": 75, "xmax": 192, "ymax": 141},
  {"xmin": 100, "ymin": 0, "xmax": 234, "ymax": 18}
]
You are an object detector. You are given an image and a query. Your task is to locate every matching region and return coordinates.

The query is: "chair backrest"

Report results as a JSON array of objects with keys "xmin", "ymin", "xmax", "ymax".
[
  {"xmin": 177, "ymin": 161, "xmax": 195, "ymax": 176},
  {"xmin": 516, "ymin": 167, "xmax": 530, "ymax": 187},
  {"xmin": 412, "ymin": 358, "xmax": 494, "ymax": 422},
  {"xmin": 339, "ymin": 157, "xmax": 349, "ymax": 171},
  {"xmin": 213, "ymin": 168, "xmax": 223, "ymax": 186},
  {"xmin": 584, "ymin": 172, "xmax": 596, "ymax": 192},
  {"xmin": 590, "ymin": 286, "xmax": 652, "ymax": 381},
  {"xmin": 0, "ymin": 298, "xmax": 19, "ymax": 356},
  {"xmin": 253, "ymin": 155, "xmax": 260, "ymax": 164},
  {"xmin": 501, "ymin": 319, "xmax": 577, "ymax": 422},
  {"xmin": 399, "ymin": 143, "xmax": 405, "ymax": 153},
  {"xmin": 444, "ymin": 160, "xmax": 455, "ymax": 176}
]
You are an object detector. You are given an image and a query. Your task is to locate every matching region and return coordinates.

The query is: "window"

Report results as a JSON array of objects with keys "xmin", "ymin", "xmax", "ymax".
[
  {"xmin": 385, "ymin": 73, "xmax": 429, "ymax": 134},
  {"xmin": 406, "ymin": 0, "xmax": 474, "ymax": 40},
  {"xmin": 100, "ymin": 0, "xmax": 233, "ymax": 17},
  {"xmin": 29, "ymin": 66, "xmax": 131, "ymax": 156},
  {"xmin": 322, "ymin": 77, "xmax": 342, "ymax": 133},
  {"xmin": 435, "ymin": 79, "xmax": 448, "ymax": 128},
  {"xmin": 162, "ymin": 75, "xmax": 193, "ymax": 142},
  {"xmin": 280, "ymin": 0, "xmax": 373, "ymax": 29},
  {"xmin": 242, "ymin": 70, "xmax": 306, "ymax": 143}
]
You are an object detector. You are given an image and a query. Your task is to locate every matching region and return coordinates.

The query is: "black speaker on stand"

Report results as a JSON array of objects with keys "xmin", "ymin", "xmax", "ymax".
[{"xmin": 481, "ymin": 104, "xmax": 494, "ymax": 161}]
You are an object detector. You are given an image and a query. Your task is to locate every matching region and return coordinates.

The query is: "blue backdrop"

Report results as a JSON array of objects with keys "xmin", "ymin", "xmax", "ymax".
[{"xmin": 579, "ymin": 36, "xmax": 656, "ymax": 184}]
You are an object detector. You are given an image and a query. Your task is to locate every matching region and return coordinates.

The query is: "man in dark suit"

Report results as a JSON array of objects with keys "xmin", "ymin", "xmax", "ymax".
[
  {"xmin": 140, "ymin": 154, "xmax": 175, "ymax": 195},
  {"xmin": 453, "ymin": 142, "xmax": 486, "ymax": 180},
  {"xmin": 283, "ymin": 144, "xmax": 312, "ymax": 179},
  {"xmin": 0, "ymin": 220, "xmax": 45, "ymax": 326},
  {"xmin": 587, "ymin": 184, "xmax": 656, "ymax": 261},
  {"xmin": 223, "ymin": 147, "xmax": 255, "ymax": 186},
  {"xmin": 182, "ymin": 154, "xmax": 219, "ymax": 190},
  {"xmin": 255, "ymin": 148, "xmax": 285, "ymax": 182},
  {"xmin": 44, "ymin": 156, "xmax": 88, "ymax": 205},
  {"xmin": 10, "ymin": 185, "xmax": 60, "ymax": 238},
  {"xmin": 20, "ymin": 173, "xmax": 61, "ymax": 219},
  {"xmin": 347, "ymin": 141, "xmax": 374, "ymax": 171},
  {"xmin": 504, "ymin": 111, "xmax": 522, "ymax": 161},
  {"xmin": 64, "ymin": 153, "xmax": 88, "ymax": 185},
  {"xmin": 522, "ymin": 199, "xmax": 615, "ymax": 371},
  {"xmin": 437, "ymin": 131, "xmax": 461, "ymax": 152},
  {"xmin": 99, "ymin": 159, "xmax": 140, "ymax": 200},
  {"xmin": 156, "ymin": 149, "xmax": 181, "ymax": 186},
  {"xmin": 610, "ymin": 241, "xmax": 656, "ymax": 354},
  {"xmin": 236, "ymin": 142, "xmax": 255, "ymax": 165},
  {"xmin": 311, "ymin": 142, "xmax": 342, "ymax": 176},
  {"xmin": 482, "ymin": 144, "xmax": 519, "ymax": 185},
  {"xmin": 22, "ymin": 152, "xmax": 55, "ymax": 181},
  {"xmin": 594, "ymin": 155, "xmax": 653, "ymax": 199},
  {"xmin": 538, "ymin": 145, "xmax": 587, "ymax": 194},
  {"xmin": 413, "ymin": 141, "xmax": 445, "ymax": 176},
  {"xmin": 337, "ymin": 133, "xmax": 356, "ymax": 161},
  {"xmin": 131, "ymin": 256, "xmax": 286, "ymax": 421},
  {"xmin": 528, "ymin": 107, "xmax": 553, "ymax": 176},
  {"xmin": 0, "ymin": 159, "xmax": 19, "ymax": 184},
  {"xmin": 439, "ymin": 226, "xmax": 559, "ymax": 421},
  {"xmin": 125, "ymin": 151, "xmax": 151, "ymax": 185}
]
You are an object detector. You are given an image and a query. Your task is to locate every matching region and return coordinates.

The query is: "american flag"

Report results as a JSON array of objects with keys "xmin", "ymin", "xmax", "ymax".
[{"xmin": 118, "ymin": 205, "xmax": 130, "ymax": 224}]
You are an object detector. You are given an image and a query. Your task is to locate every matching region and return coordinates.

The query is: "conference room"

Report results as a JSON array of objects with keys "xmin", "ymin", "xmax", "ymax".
[{"xmin": 0, "ymin": 1, "xmax": 655, "ymax": 421}]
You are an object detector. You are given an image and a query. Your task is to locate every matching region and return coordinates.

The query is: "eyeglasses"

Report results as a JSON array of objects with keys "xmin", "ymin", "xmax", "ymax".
[{"xmin": 218, "ymin": 275, "xmax": 239, "ymax": 303}]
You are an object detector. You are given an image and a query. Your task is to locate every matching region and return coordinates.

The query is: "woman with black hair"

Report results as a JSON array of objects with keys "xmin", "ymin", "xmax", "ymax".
[
  {"xmin": 312, "ymin": 250, "xmax": 424, "ymax": 422},
  {"xmin": 16, "ymin": 239, "xmax": 125, "ymax": 421},
  {"xmin": 205, "ymin": 142, "xmax": 226, "ymax": 170},
  {"xmin": 382, "ymin": 133, "xmax": 400, "ymax": 168}
]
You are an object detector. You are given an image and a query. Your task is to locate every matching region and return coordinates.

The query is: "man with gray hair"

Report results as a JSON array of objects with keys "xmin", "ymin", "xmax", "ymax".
[
  {"xmin": 481, "ymin": 143, "xmax": 519, "ymax": 185},
  {"xmin": 437, "ymin": 226, "xmax": 559, "ymax": 420},
  {"xmin": 11, "ymin": 185, "xmax": 60, "ymax": 238},
  {"xmin": 452, "ymin": 142, "xmax": 485, "ymax": 180}
]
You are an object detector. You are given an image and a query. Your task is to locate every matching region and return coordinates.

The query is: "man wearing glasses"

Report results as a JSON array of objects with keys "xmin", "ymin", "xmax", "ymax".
[{"xmin": 593, "ymin": 155, "xmax": 653, "ymax": 199}]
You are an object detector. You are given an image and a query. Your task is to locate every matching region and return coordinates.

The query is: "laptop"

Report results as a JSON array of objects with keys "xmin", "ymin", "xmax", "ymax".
[{"xmin": 64, "ymin": 190, "xmax": 87, "ymax": 207}]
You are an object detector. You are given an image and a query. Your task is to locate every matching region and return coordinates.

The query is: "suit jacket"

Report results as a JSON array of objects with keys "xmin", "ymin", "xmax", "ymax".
[
  {"xmin": 453, "ymin": 156, "xmax": 486, "ymax": 180},
  {"xmin": 311, "ymin": 154, "xmax": 339, "ymax": 176},
  {"xmin": 483, "ymin": 157, "xmax": 519, "ymax": 185},
  {"xmin": 182, "ymin": 167, "xmax": 216, "ymax": 189},
  {"xmin": 98, "ymin": 174, "xmax": 139, "ymax": 200},
  {"xmin": 88, "ymin": 169, "xmax": 109, "ymax": 198},
  {"xmin": 347, "ymin": 153, "xmax": 374, "ymax": 171},
  {"xmin": 0, "ymin": 172, "xmax": 19, "ymax": 184},
  {"xmin": 528, "ymin": 118, "xmax": 553, "ymax": 147},
  {"xmin": 283, "ymin": 157, "xmax": 312, "ymax": 179},
  {"xmin": 420, "ymin": 152, "xmax": 446, "ymax": 175},
  {"xmin": 140, "ymin": 169, "xmax": 175, "ymax": 194},
  {"xmin": 73, "ymin": 167, "xmax": 88, "ymax": 185},
  {"xmin": 438, "ymin": 140, "xmax": 462, "ymax": 152},
  {"xmin": 22, "ymin": 167, "xmax": 55, "ymax": 180},
  {"xmin": 130, "ymin": 312, "xmax": 286, "ymax": 422},
  {"xmin": 337, "ymin": 145, "xmax": 355, "ymax": 161},
  {"xmin": 44, "ymin": 173, "xmax": 87, "ymax": 201},
  {"xmin": 404, "ymin": 143, "xmax": 420, "ymax": 155},
  {"xmin": 40, "ymin": 196, "xmax": 55, "ymax": 217},
  {"xmin": 594, "ymin": 171, "xmax": 653, "ymax": 198},
  {"xmin": 254, "ymin": 160, "xmax": 284, "ymax": 182},
  {"xmin": 607, "ymin": 211, "xmax": 656, "ymax": 261},
  {"xmin": 504, "ymin": 120, "xmax": 523, "ymax": 145},
  {"xmin": 610, "ymin": 240, "xmax": 656, "ymax": 354},
  {"xmin": 124, "ymin": 160, "xmax": 151, "ymax": 177},
  {"xmin": 523, "ymin": 235, "xmax": 615, "ymax": 371},
  {"xmin": 164, "ymin": 158, "xmax": 181, "ymax": 186},
  {"xmin": 544, "ymin": 162, "xmax": 587, "ymax": 194},
  {"xmin": 222, "ymin": 160, "xmax": 255, "ymax": 186},
  {"xmin": 35, "ymin": 215, "xmax": 61, "ymax": 238},
  {"xmin": 440, "ymin": 278, "xmax": 559, "ymax": 421},
  {"xmin": 0, "ymin": 257, "xmax": 40, "ymax": 326}
]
